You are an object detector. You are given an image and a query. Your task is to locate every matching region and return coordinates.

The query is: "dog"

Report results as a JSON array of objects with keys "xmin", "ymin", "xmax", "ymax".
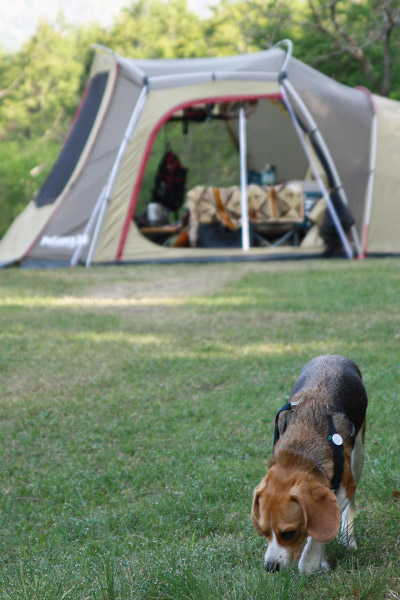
[{"xmin": 251, "ymin": 354, "xmax": 368, "ymax": 574}]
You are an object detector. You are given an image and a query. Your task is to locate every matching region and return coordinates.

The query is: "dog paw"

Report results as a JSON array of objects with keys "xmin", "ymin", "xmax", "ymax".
[
  {"xmin": 299, "ymin": 561, "xmax": 330, "ymax": 574},
  {"xmin": 298, "ymin": 555, "xmax": 330, "ymax": 574}
]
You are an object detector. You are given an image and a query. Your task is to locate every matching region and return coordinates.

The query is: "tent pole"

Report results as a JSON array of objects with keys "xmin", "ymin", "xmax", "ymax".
[
  {"xmin": 361, "ymin": 109, "xmax": 378, "ymax": 258},
  {"xmin": 273, "ymin": 39, "xmax": 293, "ymax": 72},
  {"xmin": 282, "ymin": 79, "xmax": 361, "ymax": 257},
  {"xmin": 239, "ymin": 105, "xmax": 250, "ymax": 251},
  {"xmin": 85, "ymin": 85, "xmax": 148, "ymax": 267},
  {"xmin": 274, "ymin": 41, "xmax": 361, "ymax": 257},
  {"xmin": 91, "ymin": 45, "xmax": 147, "ymax": 86},
  {"xmin": 70, "ymin": 185, "xmax": 106, "ymax": 266},
  {"xmin": 280, "ymin": 82, "xmax": 354, "ymax": 260}
]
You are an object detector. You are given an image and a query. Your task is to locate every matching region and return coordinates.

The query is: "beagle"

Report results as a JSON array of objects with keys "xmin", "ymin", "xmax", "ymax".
[{"xmin": 252, "ymin": 354, "xmax": 368, "ymax": 574}]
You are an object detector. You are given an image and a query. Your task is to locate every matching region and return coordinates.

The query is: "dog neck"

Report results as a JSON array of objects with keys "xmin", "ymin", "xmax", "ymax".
[
  {"xmin": 270, "ymin": 447, "xmax": 331, "ymax": 486},
  {"xmin": 285, "ymin": 448, "xmax": 330, "ymax": 483}
]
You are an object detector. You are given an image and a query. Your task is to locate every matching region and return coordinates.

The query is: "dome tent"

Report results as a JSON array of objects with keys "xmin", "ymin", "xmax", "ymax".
[{"xmin": 1, "ymin": 40, "xmax": 398, "ymax": 268}]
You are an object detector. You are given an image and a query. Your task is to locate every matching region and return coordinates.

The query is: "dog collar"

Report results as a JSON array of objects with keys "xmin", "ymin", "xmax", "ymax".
[{"xmin": 273, "ymin": 402, "xmax": 351, "ymax": 492}]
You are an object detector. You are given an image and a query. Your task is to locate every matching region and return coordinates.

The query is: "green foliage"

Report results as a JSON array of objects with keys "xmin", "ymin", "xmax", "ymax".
[
  {"xmin": 0, "ymin": 138, "xmax": 59, "ymax": 237},
  {"xmin": 297, "ymin": 0, "xmax": 400, "ymax": 96},
  {"xmin": 204, "ymin": 0, "xmax": 304, "ymax": 55},
  {"xmin": 1, "ymin": 0, "xmax": 400, "ymax": 238},
  {"xmin": 0, "ymin": 18, "xmax": 105, "ymax": 236},
  {"xmin": 104, "ymin": 0, "xmax": 208, "ymax": 58},
  {"xmin": 0, "ymin": 259, "xmax": 399, "ymax": 598},
  {"xmin": 1, "ymin": 20, "xmax": 81, "ymax": 141}
]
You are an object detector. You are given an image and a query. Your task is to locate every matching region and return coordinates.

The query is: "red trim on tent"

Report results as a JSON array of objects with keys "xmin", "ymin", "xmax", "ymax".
[
  {"xmin": 355, "ymin": 86, "xmax": 376, "ymax": 113},
  {"xmin": 20, "ymin": 65, "xmax": 119, "ymax": 264},
  {"xmin": 116, "ymin": 92, "xmax": 282, "ymax": 261}
]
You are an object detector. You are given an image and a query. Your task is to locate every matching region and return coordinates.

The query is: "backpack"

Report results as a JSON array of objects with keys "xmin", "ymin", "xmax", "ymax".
[{"xmin": 151, "ymin": 150, "xmax": 188, "ymax": 213}]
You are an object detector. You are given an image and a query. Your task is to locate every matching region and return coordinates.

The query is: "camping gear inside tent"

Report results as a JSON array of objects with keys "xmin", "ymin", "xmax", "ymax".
[{"xmin": 1, "ymin": 39, "xmax": 399, "ymax": 268}]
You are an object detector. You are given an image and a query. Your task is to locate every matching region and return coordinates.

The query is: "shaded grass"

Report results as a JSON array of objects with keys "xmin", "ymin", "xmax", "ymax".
[{"xmin": 0, "ymin": 259, "xmax": 399, "ymax": 599}]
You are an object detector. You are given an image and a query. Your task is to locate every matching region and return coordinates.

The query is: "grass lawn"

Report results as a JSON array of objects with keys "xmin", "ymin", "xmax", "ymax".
[{"xmin": 0, "ymin": 258, "xmax": 399, "ymax": 599}]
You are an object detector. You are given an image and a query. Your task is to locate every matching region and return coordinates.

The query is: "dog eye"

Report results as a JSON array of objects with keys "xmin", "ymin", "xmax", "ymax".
[{"xmin": 280, "ymin": 530, "xmax": 296, "ymax": 541}]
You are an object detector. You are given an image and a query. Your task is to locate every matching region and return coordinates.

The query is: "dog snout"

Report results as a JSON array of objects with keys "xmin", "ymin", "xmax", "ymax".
[{"xmin": 265, "ymin": 561, "xmax": 280, "ymax": 573}]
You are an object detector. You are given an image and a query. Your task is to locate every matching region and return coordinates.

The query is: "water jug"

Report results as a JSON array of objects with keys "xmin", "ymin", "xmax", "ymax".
[{"xmin": 261, "ymin": 164, "xmax": 277, "ymax": 186}]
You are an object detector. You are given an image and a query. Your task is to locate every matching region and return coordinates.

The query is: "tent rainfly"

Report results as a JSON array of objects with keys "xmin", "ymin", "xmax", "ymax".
[{"xmin": 1, "ymin": 39, "xmax": 400, "ymax": 268}]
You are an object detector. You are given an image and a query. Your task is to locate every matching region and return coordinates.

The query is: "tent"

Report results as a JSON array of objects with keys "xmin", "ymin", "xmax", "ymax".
[{"xmin": 1, "ymin": 39, "xmax": 400, "ymax": 268}]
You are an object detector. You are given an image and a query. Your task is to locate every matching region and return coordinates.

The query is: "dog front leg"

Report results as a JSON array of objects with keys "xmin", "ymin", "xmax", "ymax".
[
  {"xmin": 339, "ymin": 427, "xmax": 365, "ymax": 549},
  {"xmin": 298, "ymin": 538, "xmax": 330, "ymax": 574}
]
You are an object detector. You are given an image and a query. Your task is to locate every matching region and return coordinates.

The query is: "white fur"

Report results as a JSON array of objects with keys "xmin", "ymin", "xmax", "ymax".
[
  {"xmin": 299, "ymin": 538, "xmax": 330, "ymax": 573},
  {"xmin": 264, "ymin": 529, "xmax": 290, "ymax": 569},
  {"xmin": 350, "ymin": 428, "xmax": 365, "ymax": 485},
  {"xmin": 339, "ymin": 428, "xmax": 364, "ymax": 549},
  {"xmin": 300, "ymin": 429, "xmax": 365, "ymax": 571},
  {"xmin": 266, "ymin": 428, "xmax": 365, "ymax": 573}
]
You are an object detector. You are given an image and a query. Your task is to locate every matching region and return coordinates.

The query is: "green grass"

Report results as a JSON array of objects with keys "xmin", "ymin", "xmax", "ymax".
[
  {"xmin": 0, "ymin": 259, "xmax": 399, "ymax": 599},
  {"xmin": 135, "ymin": 117, "xmax": 240, "ymax": 216}
]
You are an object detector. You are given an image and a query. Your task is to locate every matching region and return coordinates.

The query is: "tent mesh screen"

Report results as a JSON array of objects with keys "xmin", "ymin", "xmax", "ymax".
[{"xmin": 34, "ymin": 71, "xmax": 109, "ymax": 207}]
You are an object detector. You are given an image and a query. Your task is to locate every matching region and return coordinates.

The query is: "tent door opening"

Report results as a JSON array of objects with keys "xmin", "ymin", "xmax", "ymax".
[{"xmin": 132, "ymin": 97, "xmax": 342, "ymax": 254}]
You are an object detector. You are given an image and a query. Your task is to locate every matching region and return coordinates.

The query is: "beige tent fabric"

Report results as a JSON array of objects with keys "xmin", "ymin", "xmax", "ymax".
[
  {"xmin": 0, "ymin": 55, "xmax": 118, "ymax": 266},
  {"xmin": 0, "ymin": 201, "xmax": 55, "ymax": 264},
  {"xmin": 109, "ymin": 219, "xmax": 324, "ymax": 262},
  {"xmin": 22, "ymin": 70, "xmax": 141, "ymax": 265},
  {"xmin": 287, "ymin": 59, "xmax": 373, "ymax": 238},
  {"xmin": 223, "ymin": 98, "xmax": 309, "ymax": 180},
  {"xmin": 5, "ymin": 44, "xmax": 400, "ymax": 267},
  {"xmin": 95, "ymin": 79, "xmax": 280, "ymax": 262},
  {"xmin": 90, "ymin": 50, "xmax": 115, "ymax": 78},
  {"xmin": 367, "ymin": 95, "xmax": 400, "ymax": 253}
]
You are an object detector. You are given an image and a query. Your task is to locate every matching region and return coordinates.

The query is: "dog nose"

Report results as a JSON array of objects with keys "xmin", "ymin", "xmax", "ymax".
[{"xmin": 265, "ymin": 561, "xmax": 280, "ymax": 573}]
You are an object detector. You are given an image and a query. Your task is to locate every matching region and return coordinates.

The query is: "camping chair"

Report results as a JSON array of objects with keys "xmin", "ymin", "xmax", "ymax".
[{"xmin": 185, "ymin": 182, "xmax": 306, "ymax": 248}]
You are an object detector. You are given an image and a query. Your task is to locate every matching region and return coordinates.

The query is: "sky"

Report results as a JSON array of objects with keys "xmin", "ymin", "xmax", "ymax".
[{"xmin": 0, "ymin": 0, "xmax": 218, "ymax": 51}]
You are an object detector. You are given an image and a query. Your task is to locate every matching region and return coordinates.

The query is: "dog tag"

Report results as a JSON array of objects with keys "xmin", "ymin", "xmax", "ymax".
[{"xmin": 332, "ymin": 433, "xmax": 343, "ymax": 446}]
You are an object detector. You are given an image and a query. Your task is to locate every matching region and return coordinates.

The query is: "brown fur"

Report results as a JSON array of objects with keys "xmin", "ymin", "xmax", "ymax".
[{"xmin": 251, "ymin": 355, "xmax": 367, "ymax": 572}]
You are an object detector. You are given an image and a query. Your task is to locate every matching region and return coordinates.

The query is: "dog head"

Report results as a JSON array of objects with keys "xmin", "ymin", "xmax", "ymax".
[{"xmin": 251, "ymin": 465, "xmax": 340, "ymax": 571}]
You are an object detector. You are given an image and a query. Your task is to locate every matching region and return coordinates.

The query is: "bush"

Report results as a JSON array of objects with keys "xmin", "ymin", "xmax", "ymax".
[{"xmin": 0, "ymin": 138, "xmax": 59, "ymax": 237}]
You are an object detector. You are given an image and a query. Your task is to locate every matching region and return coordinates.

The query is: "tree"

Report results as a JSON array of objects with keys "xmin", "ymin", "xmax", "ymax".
[
  {"xmin": 204, "ymin": 0, "xmax": 400, "ymax": 97},
  {"xmin": 304, "ymin": 0, "xmax": 400, "ymax": 97},
  {"xmin": 203, "ymin": 0, "xmax": 303, "ymax": 56},
  {"xmin": 2, "ymin": 0, "xmax": 400, "ymax": 239},
  {"xmin": 0, "ymin": 18, "xmax": 84, "ymax": 141},
  {"xmin": 105, "ymin": 0, "xmax": 208, "ymax": 58},
  {"xmin": 0, "ymin": 17, "xmax": 101, "ymax": 235}
]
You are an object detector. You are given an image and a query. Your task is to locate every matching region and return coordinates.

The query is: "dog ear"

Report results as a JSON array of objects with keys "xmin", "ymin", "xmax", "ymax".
[
  {"xmin": 251, "ymin": 477, "xmax": 268, "ymax": 536},
  {"xmin": 291, "ymin": 479, "xmax": 340, "ymax": 543}
]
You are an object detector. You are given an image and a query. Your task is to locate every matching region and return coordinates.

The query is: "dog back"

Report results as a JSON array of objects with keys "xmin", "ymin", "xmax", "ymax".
[{"xmin": 290, "ymin": 354, "xmax": 368, "ymax": 435}]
